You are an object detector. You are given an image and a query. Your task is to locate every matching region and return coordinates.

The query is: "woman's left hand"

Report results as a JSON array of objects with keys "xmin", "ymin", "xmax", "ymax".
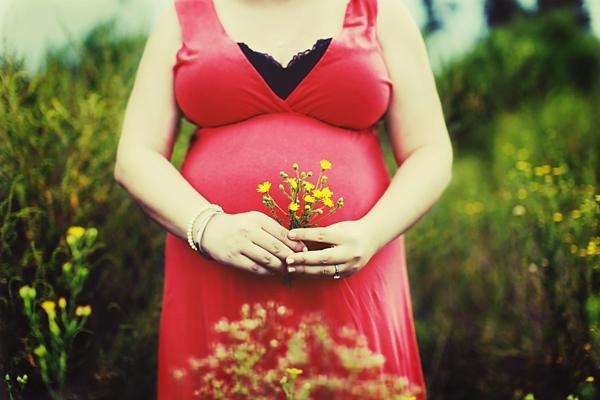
[{"xmin": 285, "ymin": 219, "xmax": 378, "ymax": 279}]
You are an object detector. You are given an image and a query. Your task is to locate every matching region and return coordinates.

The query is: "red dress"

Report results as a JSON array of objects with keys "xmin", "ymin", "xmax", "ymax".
[{"xmin": 159, "ymin": 0, "xmax": 427, "ymax": 398}]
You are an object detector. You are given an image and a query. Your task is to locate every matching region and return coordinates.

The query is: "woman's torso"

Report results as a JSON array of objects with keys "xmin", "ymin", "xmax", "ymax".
[{"xmin": 173, "ymin": 0, "xmax": 394, "ymax": 227}]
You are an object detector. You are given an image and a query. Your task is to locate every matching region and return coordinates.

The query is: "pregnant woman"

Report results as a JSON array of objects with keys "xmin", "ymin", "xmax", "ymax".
[{"xmin": 114, "ymin": 0, "xmax": 453, "ymax": 398}]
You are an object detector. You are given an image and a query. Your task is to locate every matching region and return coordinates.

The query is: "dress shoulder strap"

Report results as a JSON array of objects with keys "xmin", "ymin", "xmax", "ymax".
[
  {"xmin": 345, "ymin": 0, "xmax": 378, "ymax": 33},
  {"xmin": 174, "ymin": 0, "xmax": 218, "ymax": 49},
  {"xmin": 360, "ymin": 0, "xmax": 378, "ymax": 29}
]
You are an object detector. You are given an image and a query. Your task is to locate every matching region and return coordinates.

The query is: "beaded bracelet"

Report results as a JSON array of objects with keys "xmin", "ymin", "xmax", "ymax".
[
  {"xmin": 193, "ymin": 208, "xmax": 223, "ymax": 259},
  {"xmin": 186, "ymin": 205, "xmax": 223, "ymax": 252}
]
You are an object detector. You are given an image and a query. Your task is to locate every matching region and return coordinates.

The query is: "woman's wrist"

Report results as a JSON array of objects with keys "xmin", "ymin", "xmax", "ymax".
[
  {"xmin": 186, "ymin": 204, "xmax": 224, "ymax": 253},
  {"xmin": 194, "ymin": 209, "xmax": 224, "ymax": 259},
  {"xmin": 357, "ymin": 215, "xmax": 386, "ymax": 255}
]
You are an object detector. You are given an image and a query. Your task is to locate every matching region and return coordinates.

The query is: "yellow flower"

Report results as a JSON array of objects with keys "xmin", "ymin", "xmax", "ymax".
[
  {"xmin": 41, "ymin": 300, "xmax": 56, "ymax": 320},
  {"xmin": 586, "ymin": 376, "xmax": 594, "ymax": 383},
  {"xmin": 287, "ymin": 178, "xmax": 298, "ymax": 190},
  {"xmin": 516, "ymin": 160, "xmax": 530, "ymax": 171},
  {"xmin": 19, "ymin": 285, "xmax": 36, "ymax": 300},
  {"xmin": 552, "ymin": 212, "xmax": 563, "ymax": 222},
  {"xmin": 304, "ymin": 195, "xmax": 316, "ymax": 203},
  {"xmin": 323, "ymin": 197, "xmax": 334, "ymax": 208},
  {"xmin": 75, "ymin": 305, "xmax": 92, "ymax": 317},
  {"xmin": 286, "ymin": 367, "xmax": 303, "ymax": 376},
  {"xmin": 303, "ymin": 181, "xmax": 315, "ymax": 190},
  {"xmin": 257, "ymin": 181, "xmax": 271, "ymax": 193},
  {"xmin": 571, "ymin": 209, "xmax": 582, "ymax": 219},
  {"xmin": 587, "ymin": 240, "xmax": 597, "ymax": 256},
  {"xmin": 58, "ymin": 297, "xmax": 66, "ymax": 308},
  {"xmin": 67, "ymin": 226, "xmax": 85, "ymax": 239},
  {"xmin": 312, "ymin": 189, "xmax": 323, "ymax": 198},
  {"xmin": 41, "ymin": 300, "xmax": 56, "ymax": 314},
  {"xmin": 292, "ymin": 162, "xmax": 299, "ymax": 170},
  {"xmin": 320, "ymin": 160, "xmax": 331, "ymax": 170},
  {"xmin": 288, "ymin": 202, "xmax": 299, "ymax": 212},
  {"xmin": 320, "ymin": 187, "xmax": 333, "ymax": 198}
]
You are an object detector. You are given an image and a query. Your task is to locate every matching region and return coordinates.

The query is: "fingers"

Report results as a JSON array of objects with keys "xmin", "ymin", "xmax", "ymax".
[
  {"xmin": 259, "ymin": 214, "xmax": 307, "ymax": 252},
  {"xmin": 285, "ymin": 246, "xmax": 345, "ymax": 267},
  {"xmin": 287, "ymin": 226, "xmax": 344, "ymax": 245},
  {"xmin": 289, "ymin": 263, "xmax": 352, "ymax": 279},
  {"xmin": 251, "ymin": 228, "xmax": 296, "ymax": 263},
  {"xmin": 235, "ymin": 253, "xmax": 278, "ymax": 276},
  {"xmin": 241, "ymin": 242, "xmax": 285, "ymax": 273}
]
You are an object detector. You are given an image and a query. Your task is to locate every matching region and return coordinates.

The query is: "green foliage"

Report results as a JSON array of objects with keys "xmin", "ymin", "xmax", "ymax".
[
  {"xmin": 401, "ymin": 8, "xmax": 599, "ymax": 400},
  {"xmin": 436, "ymin": 9, "xmax": 600, "ymax": 155},
  {"xmin": 1, "ymin": 6, "xmax": 599, "ymax": 400},
  {"xmin": 0, "ymin": 20, "xmax": 169, "ymax": 400}
]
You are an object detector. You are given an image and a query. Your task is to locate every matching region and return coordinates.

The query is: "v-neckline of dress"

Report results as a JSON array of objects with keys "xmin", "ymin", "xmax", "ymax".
[{"xmin": 207, "ymin": 0, "xmax": 354, "ymax": 107}]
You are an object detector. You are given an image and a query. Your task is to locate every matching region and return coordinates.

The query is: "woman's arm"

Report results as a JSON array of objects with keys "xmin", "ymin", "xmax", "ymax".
[
  {"xmin": 359, "ymin": 0, "xmax": 453, "ymax": 252},
  {"xmin": 113, "ymin": 3, "xmax": 211, "ymax": 241},
  {"xmin": 283, "ymin": 1, "xmax": 453, "ymax": 275},
  {"xmin": 114, "ymin": 5, "xmax": 305, "ymax": 273}
]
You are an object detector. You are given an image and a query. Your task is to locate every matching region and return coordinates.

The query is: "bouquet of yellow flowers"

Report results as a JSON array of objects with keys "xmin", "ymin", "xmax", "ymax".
[
  {"xmin": 256, "ymin": 160, "xmax": 344, "ymax": 231},
  {"xmin": 257, "ymin": 160, "xmax": 345, "ymax": 287}
]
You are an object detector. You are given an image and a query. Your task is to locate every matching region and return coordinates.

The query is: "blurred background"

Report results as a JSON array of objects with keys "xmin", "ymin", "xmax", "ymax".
[{"xmin": 1, "ymin": 0, "xmax": 599, "ymax": 399}]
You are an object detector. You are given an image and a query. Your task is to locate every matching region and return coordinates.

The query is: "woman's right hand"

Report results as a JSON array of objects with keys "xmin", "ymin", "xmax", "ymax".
[{"xmin": 199, "ymin": 211, "xmax": 307, "ymax": 276}]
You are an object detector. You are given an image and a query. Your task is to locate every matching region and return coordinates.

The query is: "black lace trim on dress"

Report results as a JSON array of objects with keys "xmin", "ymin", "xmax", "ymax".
[
  {"xmin": 236, "ymin": 37, "xmax": 332, "ymax": 100},
  {"xmin": 237, "ymin": 37, "xmax": 332, "ymax": 69}
]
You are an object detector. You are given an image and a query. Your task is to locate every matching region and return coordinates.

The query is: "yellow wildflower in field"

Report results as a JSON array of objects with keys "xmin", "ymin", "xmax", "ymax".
[
  {"xmin": 19, "ymin": 285, "xmax": 36, "ymax": 300},
  {"xmin": 67, "ymin": 226, "xmax": 85, "ymax": 239},
  {"xmin": 75, "ymin": 305, "xmax": 92, "ymax": 317},
  {"xmin": 58, "ymin": 297, "xmax": 66, "ymax": 308},
  {"xmin": 257, "ymin": 181, "xmax": 271, "ymax": 193},
  {"xmin": 571, "ymin": 209, "xmax": 582, "ymax": 219},
  {"xmin": 312, "ymin": 189, "xmax": 323, "ymax": 199},
  {"xmin": 516, "ymin": 160, "xmax": 530, "ymax": 171},
  {"xmin": 586, "ymin": 376, "xmax": 594, "ymax": 383},
  {"xmin": 323, "ymin": 198, "xmax": 334, "ymax": 208},
  {"xmin": 587, "ymin": 240, "xmax": 597, "ymax": 256},
  {"xmin": 552, "ymin": 212, "xmax": 563, "ymax": 222},
  {"xmin": 320, "ymin": 160, "xmax": 331, "ymax": 170},
  {"xmin": 288, "ymin": 202, "xmax": 299, "ymax": 212},
  {"xmin": 41, "ymin": 300, "xmax": 56, "ymax": 317}
]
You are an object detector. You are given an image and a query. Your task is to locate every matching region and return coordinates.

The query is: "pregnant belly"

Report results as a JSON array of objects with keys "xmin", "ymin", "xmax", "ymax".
[{"xmin": 180, "ymin": 112, "xmax": 392, "ymax": 226}]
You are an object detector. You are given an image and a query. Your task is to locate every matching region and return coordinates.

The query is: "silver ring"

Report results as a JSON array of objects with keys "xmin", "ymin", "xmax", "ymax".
[{"xmin": 333, "ymin": 264, "xmax": 341, "ymax": 279}]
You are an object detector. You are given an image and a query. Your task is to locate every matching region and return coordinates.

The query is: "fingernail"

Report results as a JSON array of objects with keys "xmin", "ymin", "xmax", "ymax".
[
  {"xmin": 288, "ymin": 266, "xmax": 296, "ymax": 273},
  {"xmin": 287, "ymin": 257, "xmax": 294, "ymax": 264},
  {"xmin": 302, "ymin": 246, "xmax": 308, "ymax": 252},
  {"xmin": 288, "ymin": 231, "xmax": 296, "ymax": 239}
]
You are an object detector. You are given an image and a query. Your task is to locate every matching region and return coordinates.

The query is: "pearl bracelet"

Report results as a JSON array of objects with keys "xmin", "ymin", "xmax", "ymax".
[
  {"xmin": 186, "ymin": 205, "xmax": 223, "ymax": 252},
  {"xmin": 193, "ymin": 208, "xmax": 223, "ymax": 258}
]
